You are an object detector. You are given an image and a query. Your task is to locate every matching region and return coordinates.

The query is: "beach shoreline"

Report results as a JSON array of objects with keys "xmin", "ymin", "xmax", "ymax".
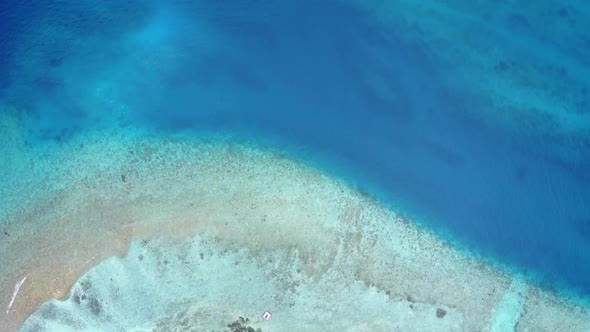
[{"xmin": 1, "ymin": 116, "xmax": 588, "ymax": 331}]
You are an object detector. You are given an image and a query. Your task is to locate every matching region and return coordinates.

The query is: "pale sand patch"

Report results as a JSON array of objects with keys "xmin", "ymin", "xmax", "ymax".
[
  {"xmin": 1, "ymin": 113, "xmax": 589, "ymax": 331},
  {"xmin": 20, "ymin": 235, "xmax": 468, "ymax": 331},
  {"xmin": 488, "ymin": 278, "xmax": 527, "ymax": 332}
]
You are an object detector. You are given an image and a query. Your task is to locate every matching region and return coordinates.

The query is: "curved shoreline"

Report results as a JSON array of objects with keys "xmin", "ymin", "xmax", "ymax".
[{"xmin": 0, "ymin": 115, "xmax": 589, "ymax": 330}]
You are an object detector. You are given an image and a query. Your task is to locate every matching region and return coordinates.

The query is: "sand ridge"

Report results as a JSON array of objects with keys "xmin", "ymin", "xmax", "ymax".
[{"xmin": 1, "ymin": 114, "xmax": 589, "ymax": 331}]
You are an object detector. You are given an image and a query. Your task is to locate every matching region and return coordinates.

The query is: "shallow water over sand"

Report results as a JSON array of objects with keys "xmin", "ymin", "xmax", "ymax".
[
  {"xmin": 0, "ymin": 121, "xmax": 587, "ymax": 331},
  {"xmin": 1, "ymin": 0, "xmax": 590, "ymax": 330}
]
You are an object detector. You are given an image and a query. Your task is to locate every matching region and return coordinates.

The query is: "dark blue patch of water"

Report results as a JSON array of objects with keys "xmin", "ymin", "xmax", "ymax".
[{"xmin": 2, "ymin": 0, "xmax": 590, "ymax": 297}]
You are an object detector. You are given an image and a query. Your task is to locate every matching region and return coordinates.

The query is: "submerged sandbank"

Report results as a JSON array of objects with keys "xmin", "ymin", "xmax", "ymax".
[{"xmin": 0, "ymin": 112, "xmax": 589, "ymax": 331}]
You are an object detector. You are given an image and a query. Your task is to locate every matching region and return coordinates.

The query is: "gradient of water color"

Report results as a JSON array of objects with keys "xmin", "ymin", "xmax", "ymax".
[{"xmin": 1, "ymin": 0, "xmax": 590, "ymax": 329}]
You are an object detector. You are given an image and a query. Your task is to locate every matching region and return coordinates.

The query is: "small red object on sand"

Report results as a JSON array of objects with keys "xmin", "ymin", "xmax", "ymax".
[{"xmin": 263, "ymin": 311, "xmax": 272, "ymax": 320}]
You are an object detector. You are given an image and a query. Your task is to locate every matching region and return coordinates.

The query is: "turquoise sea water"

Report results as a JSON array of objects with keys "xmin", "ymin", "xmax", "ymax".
[{"xmin": 1, "ymin": 0, "xmax": 589, "ymax": 305}]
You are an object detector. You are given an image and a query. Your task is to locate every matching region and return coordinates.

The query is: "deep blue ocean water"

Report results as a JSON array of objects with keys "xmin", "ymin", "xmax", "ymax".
[{"xmin": 1, "ymin": 0, "xmax": 589, "ymax": 298}]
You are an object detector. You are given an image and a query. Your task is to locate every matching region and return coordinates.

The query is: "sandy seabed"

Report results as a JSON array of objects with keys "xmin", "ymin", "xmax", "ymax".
[{"xmin": 0, "ymin": 112, "xmax": 589, "ymax": 331}]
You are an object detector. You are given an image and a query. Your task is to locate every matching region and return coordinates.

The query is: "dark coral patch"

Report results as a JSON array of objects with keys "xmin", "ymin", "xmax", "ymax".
[{"xmin": 87, "ymin": 297, "xmax": 101, "ymax": 316}]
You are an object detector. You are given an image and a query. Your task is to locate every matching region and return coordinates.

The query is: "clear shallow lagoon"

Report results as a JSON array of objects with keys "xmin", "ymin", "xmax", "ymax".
[{"xmin": 1, "ymin": 0, "xmax": 590, "ymax": 331}]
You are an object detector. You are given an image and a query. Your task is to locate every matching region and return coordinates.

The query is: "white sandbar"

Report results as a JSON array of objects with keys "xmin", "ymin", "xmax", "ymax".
[{"xmin": 0, "ymin": 111, "xmax": 588, "ymax": 331}]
